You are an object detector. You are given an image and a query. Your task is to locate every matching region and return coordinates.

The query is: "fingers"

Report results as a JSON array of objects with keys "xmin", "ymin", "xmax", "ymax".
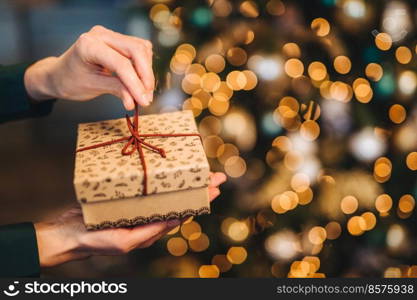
[
  {"xmin": 93, "ymin": 75, "xmax": 135, "ymax": 110},
  {"xmin": 209, "ymin": 172, "xmax": 227, "ymax": 187},
  {"xmin": 138, "ymin": 223, "xmax": 178, "ymax": 249},
  {"xmin": 208, "ymin": 172, "xmax": 226, "ymax": 202},
  {"xmin": 128, "ymin": 219, "xmax": 180, "ymax": 246},
  {"xmin": 209, "ymin": 187, "xmax": 221, "ymax": 202},
  {"xmin": 90, "ymin": 26, "xmax": 155, "ymax": 92},
  {"xmin": 76, "ymin": 33, "xmax": 149, "ymax": 108}
]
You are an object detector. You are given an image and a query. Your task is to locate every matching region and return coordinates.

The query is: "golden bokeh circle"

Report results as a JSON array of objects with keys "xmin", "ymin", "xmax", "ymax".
[
  {"xmin": 365, "ymin": 63, "xmax": 383, "ymax": 81},
  {"xmin": 330, "ymin": 81, "xmax": 352, "ymax": 102},
  {"xmin": 180, "ymin": 221, "xmax": 202, "ymax": 240},
  {"xmin": 303, "ymin": 256, "xmax": 320, "ymax": 274},
  {"xmin": 389, "ymin": 104, "xmax": 406, "ymax": 124},
  {"xmin": 182, "ymin": 73, "xmax": 202, "ymax": 95},
  {"xmin": 227, "ymin": 247, "xmax": 248, "ymax": 264},
  {"xmin": 361, "ymin": 212, "xmax": 377, "ymax": 231},
  {"xmin": 203, "ymin": 135, "xmax": 224, "ymax": 158},
  {"xmin": 239, "ymin": 1, "xmax": 259, "ymax": 18},
  {"xmin": 211, "ymin": 255, "xmax": 232, "ymax": 273},
  {"xmin": 406, "ymin": 152, "xmax": 417, "ymax": 170},
  {"xmin": 217, "ymin": 143, "xmax": 240, "ymax": 164},
  {"xmin": 375, "ymin": 194, "xmax": 393, "ymax": 213},
  {"xmin": 278, "ymin": 96, "xmax": 299, "ymax": 118},
  {"xmin": 226, "ymin": 71, "xmax": 248, "ymax": 91},
  {"xmin": 267, "ymin": 0, "xmax": 285, "ymax": 16},
  {"xmin": 193, "ymin": 89, "xmax": 211, "ymax": 109},
  {"xmin": 290, "ymin": 261, "xmax": 310, "ymax": 277},
  {"xmin": 300, "ymin": 120, "xmax": 320, "ymax": 141},
  {"xmin": 189, "ymin": 233, "xmax": 210, "ymax": 252},
  {"xmin": 186, "ymin": 63, "xmax": 206, "ymax": 76},
  {"xmin": 395, "ymin": 46, "xmax": 412, "ymax": 64},
  {"xmin": 283, "ymin": 42, "xmax": 301, "ymax": 58},
  {"xmin": 308, "ymin": 61, "xmax": 327, "ymax": 81},
  {"xmin": 340, "ymin": 195, "xmax": 359, "ymax": 214},
  {"xmin": 333, "ymin": 56, "xmax": 352, "ymax": 74},
  {"xmin": 375, "ymin": 33, "xmax": 392, "ymax": 51},
  {"xmin": 271, "ymin": 194, "xmax": 287, "ymax": 214},
  {"xmin": 284, "ymin": 150, "xmax": 304, "ymax": 170},
  {"xmin": 311, "ymin": 18, "xmax": 330, "ymax": 37},
  {"xmin": 224, "ymin": 156, "xmax": 247, "ymax": 178},
  {"xmin": 208, "ymin": 97, "xmax": 230, "ymax": 116},
  {"xmin": 205, "ymin": 54, "xmax": 226, "ymax": 73},
  {"xmin": 201, "ymin": 72, "xmax": 221, "ymax": 92},
  {"xmin": 182, "ymin": 97, "xmax": 203, "ymax": 117},
  {"xmin": 285, "ymin": 58, "xmax": 304, "ymax": 78},
  {"xmin": 167, "ymin": 237, "xmax": 188, "ymax": 256},
  {"xmin": 308, "ymin": 226, "xmax": 327, "ymax": 245},
  {"xmin": 297, "ymin": 188, "xmax": 313, "ymax": 206},
  {"xmin": 226, "ymin": 47, "xmax": 248, "ymax": 66},
  {"xmin": 398, "ymin": 194, "xmax": 415, "ymax": 213},
  {"xmin": 242, "ymin": 70, "xmax": 258, "ymax": 90},
  {"xmin": 279, "ymin": 191, "xmax": 299, "ymax": 210},
  {"xmin": 325, "ymin": 221, "xmax": 342, "ymax": 240},
  {"xmin": 198, "ymin": 265, "xmax": 220, "ymax": 278},
  {"xmin": 272, "ymin": 136, "xmax": 292, "ymax": 152},
  {"xmin": 291, "ymin": 173, "xmax": 310, "ymax": 192},
  {"xmin": 213, "ymin": 81, "xmax": 233, "ymax": 101},
  {"xmin": 228, "ymin": 221, "xmax": 250, "ymax": 242},
  {"xmin": 347, "ymin": 216, "xmax": 366, "ymax": 236},
  {"xmin": 199, "ymin": 115, "xmax": 222, "ymax": 136}
]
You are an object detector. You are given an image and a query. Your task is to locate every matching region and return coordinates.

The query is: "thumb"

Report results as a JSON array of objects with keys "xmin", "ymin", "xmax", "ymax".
[{"xmin": 94, "ymin": 75, "xmax": 136, "ymax": 110}]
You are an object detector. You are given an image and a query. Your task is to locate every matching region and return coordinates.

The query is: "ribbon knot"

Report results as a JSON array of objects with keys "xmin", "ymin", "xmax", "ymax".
[{"xmin": 77, "ymin": 105, "xmax": 201, "ymax": 195}]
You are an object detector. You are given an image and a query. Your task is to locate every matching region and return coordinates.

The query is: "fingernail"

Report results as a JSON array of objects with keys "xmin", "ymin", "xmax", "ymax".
[
  {"xmin": 215, "ymin": 172, "xmax": 227, "ymax": 181},
  {"xmin": 167, "ymin": 219, "xmax": 181, "ymax": 228},
  {"xmin": 143, "ymin": 92, "xmax": 153, "ymax": 105}
]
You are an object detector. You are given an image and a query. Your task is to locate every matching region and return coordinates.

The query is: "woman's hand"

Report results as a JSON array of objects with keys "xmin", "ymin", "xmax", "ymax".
[
  {"xmin": 24, "ymin": 25, "xmax": 154, "ymax": 110},
  {"xmin": 34, "ymin": 172, "xmax": 227, "ymax": 267}
]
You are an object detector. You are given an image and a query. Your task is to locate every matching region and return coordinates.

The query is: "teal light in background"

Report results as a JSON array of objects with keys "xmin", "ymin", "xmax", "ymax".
[
  {"xmin": 322, "ymin": 0, "xmax": 338, "ymax": 6},
  {"xmin": 376, "ymin": 71, "xmax": 396, "ymax": 98},
  {"xmin": 363, "ymin": 47, "xmax": 381, "ymax": 63},
  {"xmin": 191, "ymin": 7, "xmax": 213, "ymax": 28},
  {"xmin": 262, "ymin": 112, "xmax": 282, "ymax": 136}
]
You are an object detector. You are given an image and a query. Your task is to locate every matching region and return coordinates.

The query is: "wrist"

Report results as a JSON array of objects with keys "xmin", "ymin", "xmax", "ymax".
[
  {"xmin": 24, "ymin": 57, "xmax": 60, "ymax": 102},
  {"xmin": 34, "ymin": 221, "xmax": 88, "ymax": 267}
]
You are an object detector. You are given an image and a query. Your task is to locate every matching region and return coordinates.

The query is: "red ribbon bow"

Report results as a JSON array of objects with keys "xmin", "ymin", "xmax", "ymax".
[{"xmin": 76, "ymin": 105, "xmax": 201, "ymax": 195}]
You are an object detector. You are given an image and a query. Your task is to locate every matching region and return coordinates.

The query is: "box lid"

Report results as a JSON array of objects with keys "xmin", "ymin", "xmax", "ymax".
[{"xmin": 73, "ymin": 110, "xmax": 210, "ymax": 203}]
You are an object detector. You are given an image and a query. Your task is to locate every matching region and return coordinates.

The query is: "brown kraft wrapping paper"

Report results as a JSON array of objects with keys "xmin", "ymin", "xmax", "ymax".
[{"xmin": 73, "ymin": 110, "xmax": 211, "ymax": 230}]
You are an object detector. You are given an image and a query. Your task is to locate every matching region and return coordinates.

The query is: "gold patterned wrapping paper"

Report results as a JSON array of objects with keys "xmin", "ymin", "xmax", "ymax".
[{"xmin": 73, "ymin": 110, "xmax": 211, "ymax": 229}]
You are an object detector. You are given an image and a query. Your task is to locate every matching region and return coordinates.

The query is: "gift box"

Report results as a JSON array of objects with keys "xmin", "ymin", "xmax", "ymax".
[{"xmin": 73, "ymin": 109, "xmax": 211, "ymax": 230}]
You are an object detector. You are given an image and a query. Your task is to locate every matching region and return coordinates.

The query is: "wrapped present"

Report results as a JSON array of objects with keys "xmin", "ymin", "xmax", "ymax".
[{"xmin": 73, "ymin": 108, "xmax": 211, "ymax": 230}]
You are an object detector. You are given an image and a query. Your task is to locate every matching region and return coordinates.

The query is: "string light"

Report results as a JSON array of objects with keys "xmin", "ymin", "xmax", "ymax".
[{"xmin": 311, "ymin": 18, "xmax": 331, "ymax": 37}]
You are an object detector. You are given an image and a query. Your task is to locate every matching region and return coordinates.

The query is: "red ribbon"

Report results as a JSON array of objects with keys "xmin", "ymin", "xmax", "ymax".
[{"xmin": 76, "ymin": 105, "xmax": 201, "ymax": 195}]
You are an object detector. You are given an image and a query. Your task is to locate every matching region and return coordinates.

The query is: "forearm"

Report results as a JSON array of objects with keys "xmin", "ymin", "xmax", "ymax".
[
  {"xmin": 24, "ymin": 57, "xmax": 60, "ymax": 101},
  {"xmin": 34, "ymin": 221, "xmax": 88, "ymax": 267}
]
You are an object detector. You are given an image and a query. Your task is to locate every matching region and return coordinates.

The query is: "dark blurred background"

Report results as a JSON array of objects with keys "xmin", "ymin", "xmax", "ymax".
[{"xmin": 1, "ymin": 0, "xmax": 417, "ymax": 278}]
